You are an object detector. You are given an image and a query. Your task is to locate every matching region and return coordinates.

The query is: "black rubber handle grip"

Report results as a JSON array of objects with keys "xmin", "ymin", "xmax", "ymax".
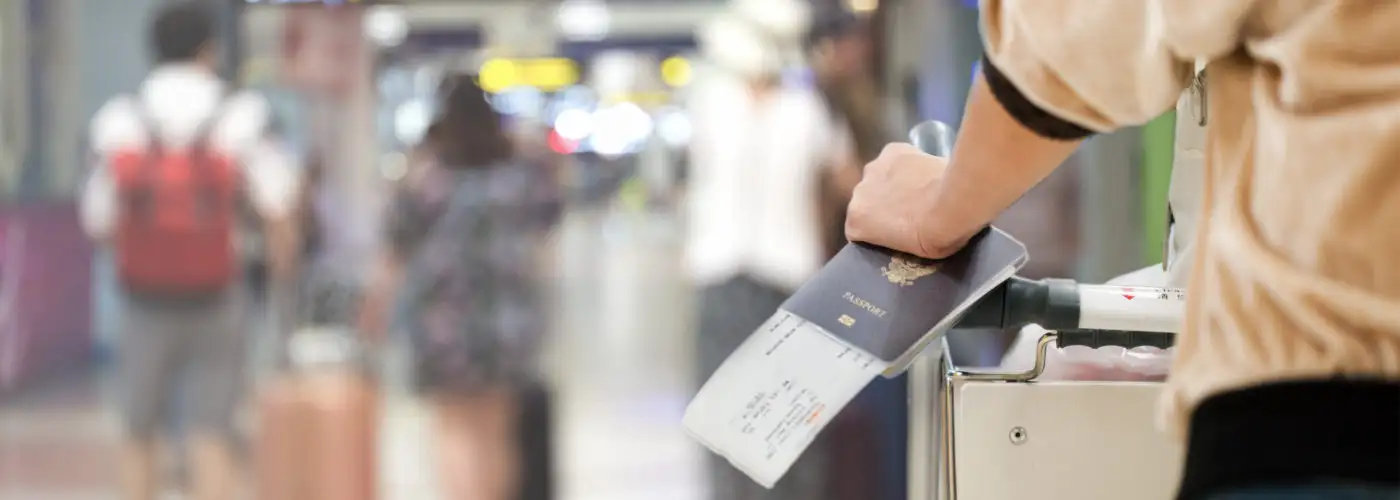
[{"xmin": 1056, "ymin": 330, "xmax": 1175, "ymax": 350}]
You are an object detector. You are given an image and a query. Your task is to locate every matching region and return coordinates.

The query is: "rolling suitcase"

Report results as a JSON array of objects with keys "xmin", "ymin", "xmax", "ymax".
[
  {"xmin": 256, "ymin": 277, "xmax": 379, "ymax": 500},
  {"xmin": 256, "ymin": 326, "xmax": 379, "ymax": 500}
]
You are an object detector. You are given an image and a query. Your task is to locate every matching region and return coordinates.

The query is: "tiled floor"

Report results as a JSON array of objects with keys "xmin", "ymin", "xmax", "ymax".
[{"xmin": 0, "ymin": 206, "xmax": 706, "ymax": 499}]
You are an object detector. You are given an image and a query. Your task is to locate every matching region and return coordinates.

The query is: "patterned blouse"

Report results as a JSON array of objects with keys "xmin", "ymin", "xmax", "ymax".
[{"xmin": 386, "ymin": 156, "xmax": 562, "ymax": 390}]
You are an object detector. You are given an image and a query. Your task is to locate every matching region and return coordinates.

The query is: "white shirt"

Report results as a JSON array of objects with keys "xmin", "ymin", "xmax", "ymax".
[
  {"xmin": 81, "ymin": 65, "xmax": 298, "ymax": 240},
  {"xmin": 684, "ymin": 77, "xmax": 853, "ymax": 292}
]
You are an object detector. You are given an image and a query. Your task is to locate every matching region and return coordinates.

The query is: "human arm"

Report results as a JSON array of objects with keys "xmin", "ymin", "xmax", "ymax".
[
  {"xmin": 217, "ymin": 93, "xmax": 304, "ymax": 283},
  {"xmin": 359, "ymin": 249, "xmax": 405, "ymax": 342},
  {"xmin": 243, "ymin": 141, "xmax": 301, "ymax": 283},
  {"xmin": 79, "ymin": 166, "xmax": 118, "ymax": 243},
  {"xmin": 821, "ymin": 111, "xmax": 864, "ymax": 204},
  {"xmin": 919, "ymin": 73, "xmax": 1086, "ymax": 253},
  {"xmin": 82, "ymin": 97, "xmax": 144, "ymax": 242},
  {"xmin": 357, "ymin": 151, "xmax": 434, "ymax": 340},
  {"xmin": 846, "ymin": 0, "xmax": 1247, "ymax": 258}
]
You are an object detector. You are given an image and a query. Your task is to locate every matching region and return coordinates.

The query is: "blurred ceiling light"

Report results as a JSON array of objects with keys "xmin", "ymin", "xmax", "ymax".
[
  {"xmin": 380, "ymin": 152, "xmax": 410, "ymax": 181},
  {"xmin": 554, "ymin": 85, "xmax": 599, "ymax": 110},
  {"xmin": 591, "ymin": 102, "xmax": 654, "ymax": 157},
  {"xmin": 660, "ymin": 56, "xmax": 693, "ymax": 88},
  {"xmin": 547, "ymin": 129, "xmax": 581, "ymax": 155},
  {"xmin": 657, "ymin": 110, "xmax": 692, "ymax": 147},
  {"xmin": 846, "ymin": 0, "xmax": 879, "ymax": 13},
  {"xmin": 592, "ymin": 52, "xmax": 640, "ymax": 97},
  {"xmin": 393, "ymin": 99, "xmax": 433, "ymax": 145},
  {"xmin": 365, "ymin": 6, "xmax": 409, "ymax": 47},
  {"xmin": 557, "ymin": 0, "xmax": 611, "ymax": 41},
  {"xmin": 554, "ymin": 109, "xmax": 595, "ymax": 142},
  {"xmin": 491, "ymin": 87, "xmax": 546, "ymax": 117}
]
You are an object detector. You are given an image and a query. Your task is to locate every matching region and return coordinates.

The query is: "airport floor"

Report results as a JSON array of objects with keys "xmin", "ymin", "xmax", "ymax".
[{"xmin": 0, "ymin": 206, "xmax": 707, "ymax": 500}]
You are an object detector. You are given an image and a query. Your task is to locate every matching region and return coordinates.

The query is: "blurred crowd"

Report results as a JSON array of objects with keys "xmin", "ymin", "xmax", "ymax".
[{"xmin": 72, "ymin": 0, "xmax": 891, "ymax": 499}]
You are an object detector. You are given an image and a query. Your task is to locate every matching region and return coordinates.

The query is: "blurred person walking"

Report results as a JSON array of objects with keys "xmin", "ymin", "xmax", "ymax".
[
  {"xmin": 686, "ymin": 2, "xmax": 860, "ymax": 500},
  {"xmin": 801, "ymin": 12, "xmax": 897, "ymax": 500},
  {"xmin": 806, "ymin": 11, "xmax": 884, "ymax": 260},
  {"xmin": 360, "ymin": 74, "xmax": 562, "ymax": 500},
  {"xmin": 81, "ymin": 3, "xmax": 299, "ymax": 500}
]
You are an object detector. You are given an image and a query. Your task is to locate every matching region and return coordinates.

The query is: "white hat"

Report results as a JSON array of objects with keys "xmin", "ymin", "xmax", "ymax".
[
  {"xmin": 699, "ymin": 0, "xmax": 813, "ymax": 78},
  {"xmin": 698, "ymin": 14, "xmax": 785, "ymax": 79},
  {"xmin": 732, "ymin": 0, "xmax": 812, "ymax": 43}
]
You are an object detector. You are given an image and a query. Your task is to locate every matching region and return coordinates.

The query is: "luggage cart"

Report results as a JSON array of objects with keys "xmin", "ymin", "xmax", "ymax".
[{"xmin": 904, "ymin": 122, "xmax": 1186, "ymax": 500}]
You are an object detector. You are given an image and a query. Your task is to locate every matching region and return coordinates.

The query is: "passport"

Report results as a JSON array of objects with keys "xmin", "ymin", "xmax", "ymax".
[
  {"xmin": 683, "ymin": 228, "xmax": 1027, "ymax": 488},
  {"xmin": 784, "ymin": 227, "xmax": 1029, "ymax": 375}
]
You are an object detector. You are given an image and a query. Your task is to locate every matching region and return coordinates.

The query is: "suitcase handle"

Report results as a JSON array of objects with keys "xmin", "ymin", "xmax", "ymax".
[{"xmin": 1055, "ymin": 329, "xmax": 1175, "ymax": 350}]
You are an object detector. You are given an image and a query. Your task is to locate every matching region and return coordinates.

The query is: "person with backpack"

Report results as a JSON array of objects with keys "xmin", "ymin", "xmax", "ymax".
[
  {"xmin": 81, "ymin": 3, "xmax": 299, "ymax": 499},
  {"xmin": 845, "ymin": 1, "xmax": 1400, "ymax": 498}
]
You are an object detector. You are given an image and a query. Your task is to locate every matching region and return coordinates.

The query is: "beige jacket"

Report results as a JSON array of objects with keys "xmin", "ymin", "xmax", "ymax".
[{"xmin": 982, "ymin": 0, "xmax": 1400, "ymax": 437}]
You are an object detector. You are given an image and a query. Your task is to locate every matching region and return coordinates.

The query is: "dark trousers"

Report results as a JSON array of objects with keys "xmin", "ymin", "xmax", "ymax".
[
  {"xmin": 1203, "ymin": 482, "xmax": 1400, "ymax": 499},
  {"xmin": 695, "ymin": 275, "xmax": 831, "ymax": 500}
]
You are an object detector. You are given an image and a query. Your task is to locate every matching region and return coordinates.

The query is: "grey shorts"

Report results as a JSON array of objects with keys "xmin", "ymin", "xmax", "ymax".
[{"xmin": 118, "ymin": 290, "xmax": 247, "ymax": 441}]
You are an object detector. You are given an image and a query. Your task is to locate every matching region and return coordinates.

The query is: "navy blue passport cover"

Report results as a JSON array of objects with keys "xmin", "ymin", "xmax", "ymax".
[{"xmin": 781, "ymin": 228, "xmax": 1028, "ymax": 374}]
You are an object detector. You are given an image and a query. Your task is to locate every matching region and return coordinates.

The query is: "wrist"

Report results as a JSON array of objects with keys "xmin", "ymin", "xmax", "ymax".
[{"xmin": 917, "ymin": 187, "xmax": 983, "ymax": 258}]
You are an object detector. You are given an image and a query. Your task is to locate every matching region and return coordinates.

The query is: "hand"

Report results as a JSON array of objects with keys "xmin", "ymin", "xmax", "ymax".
[
  {"xmin": 359, "ymin": 255, "xmax": 403, "ymax": 344},
  {"xmin": 263, "ymin": 216, "xmax": 300, "ymax": 285},
  {"xmin": 357, "ymin": 292, "xmax": 389, "ymax": 343},
  {"xmin": 844, "ymin": 143, "xmax": 975, "ymax": 259}
]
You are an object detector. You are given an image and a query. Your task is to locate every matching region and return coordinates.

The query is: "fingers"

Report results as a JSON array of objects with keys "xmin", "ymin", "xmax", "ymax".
[
  {"xmin": 844, "ymin": 201, "xmax": 910, "ymax": 251},
  {"xmin": 844, "ymin": 142, "xmax": 953, "ymax": 258},
  {"xmin": 879, "ymin": 142, "xmax": 923, "ymax": 157}
]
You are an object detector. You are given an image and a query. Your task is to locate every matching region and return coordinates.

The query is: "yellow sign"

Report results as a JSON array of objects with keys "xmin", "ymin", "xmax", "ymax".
[{"xmin": 478, "ymin": 58, "xmax": 580, "ymax": 93}]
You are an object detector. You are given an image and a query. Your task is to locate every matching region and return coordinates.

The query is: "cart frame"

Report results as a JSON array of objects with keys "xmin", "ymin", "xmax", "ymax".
[{"xmin": 911, "ymin": 331, "xmax": 1183, "ymax": 500}]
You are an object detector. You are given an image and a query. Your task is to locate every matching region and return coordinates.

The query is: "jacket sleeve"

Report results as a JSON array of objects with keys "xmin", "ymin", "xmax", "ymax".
[
  {"xmin": 218, "ymin": 92, "xmax": 301, "ymax": 221},
  {"xmin": 979, "ymin": 0, "xmax": 1239, "ymax": 136},
  {"xmin": 82, "ymin": 97, "xmax": 143, "ymax": 240}
]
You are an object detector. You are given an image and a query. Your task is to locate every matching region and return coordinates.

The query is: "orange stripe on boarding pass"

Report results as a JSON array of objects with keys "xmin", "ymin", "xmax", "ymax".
[{"xmin": 806, "ymin": 404, "xmax": 826, "ymax": 425}]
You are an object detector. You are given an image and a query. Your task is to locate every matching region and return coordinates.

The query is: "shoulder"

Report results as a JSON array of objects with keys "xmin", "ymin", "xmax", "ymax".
[
  {"xmin": 778, "ymin": 87, "xmax": 833, "ymax": 118},
  {"xmin": 688, "ymin": 78, "xmax": 745, "ymax": 113},
  {"xmin": 210, "ymin": 90, "xmax": 272, "ymax": 154},
  {"xmin": 90, "ymin": 96, "xmax": 145, "ymax": 156},
  {"xmin": 778, "ymin": 88, "xmax": 841, "ymax": 134}
]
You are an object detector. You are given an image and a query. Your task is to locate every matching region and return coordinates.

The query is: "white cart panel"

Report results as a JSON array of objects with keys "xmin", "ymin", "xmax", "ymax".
[{"xmin": 951, "ymin": 380, "xmax": 1183, "ymax": 500}]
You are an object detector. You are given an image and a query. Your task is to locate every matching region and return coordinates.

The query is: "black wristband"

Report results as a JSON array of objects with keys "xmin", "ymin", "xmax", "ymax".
[{"xmin": 981, "ymin": 55, "xmax": 1096, "ymax": 141}]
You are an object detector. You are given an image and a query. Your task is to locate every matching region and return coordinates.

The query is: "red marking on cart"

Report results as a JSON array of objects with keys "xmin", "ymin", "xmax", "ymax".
[{"xmin": 1122, "ymin": 287, "xmax": 1137, "ymax": 300}]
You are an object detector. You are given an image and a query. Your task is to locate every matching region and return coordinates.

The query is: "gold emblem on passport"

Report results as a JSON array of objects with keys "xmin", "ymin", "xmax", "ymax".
[
  {"xmin": 838, "ymin": 314, "xmax": 856, "ymax": 327},
  {"xmin": 882, "ymin": 255, "xmax": 938, "ymax": 286}
]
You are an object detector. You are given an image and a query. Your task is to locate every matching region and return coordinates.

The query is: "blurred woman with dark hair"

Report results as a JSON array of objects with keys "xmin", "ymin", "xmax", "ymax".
[{"xmin": 361, "ymin": 74, "xmax": 561, "ymax": 500}]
